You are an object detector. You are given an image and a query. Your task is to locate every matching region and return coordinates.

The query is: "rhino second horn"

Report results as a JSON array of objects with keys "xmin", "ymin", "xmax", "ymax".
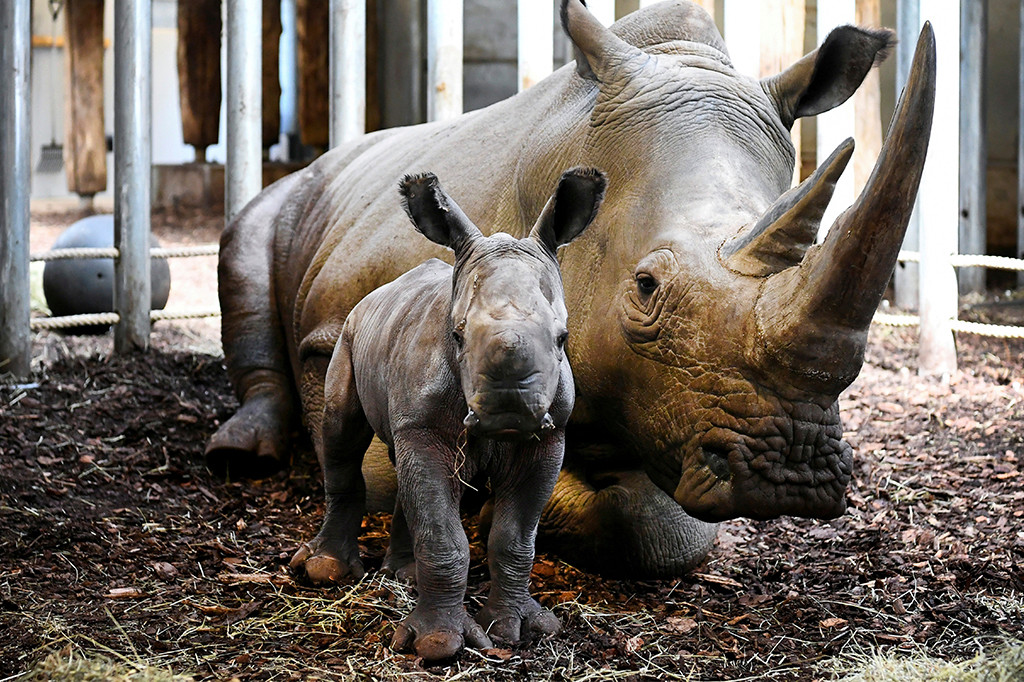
[
  {"xmin": 721, "ymin": 138, "xmax": 854, "ymax": 278},
  {"xmin": 750, "ymin": 23, "xmax": 936, "ymax": 395}
]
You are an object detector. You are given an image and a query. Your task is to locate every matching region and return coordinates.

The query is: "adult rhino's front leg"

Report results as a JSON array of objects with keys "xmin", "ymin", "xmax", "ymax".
[
  {"xmin": 537, "ymin": 467, "xmax": 718, "ymax": 578},
  {"xmin": 206, "ymin": 173, "xmax": 309, "ymax": 476}
]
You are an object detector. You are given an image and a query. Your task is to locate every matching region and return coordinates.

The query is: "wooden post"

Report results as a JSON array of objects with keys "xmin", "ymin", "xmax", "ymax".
[
  {"xmin": 854, "ymin": 0, "xmax": 882, "ymax": 195},
  {"xmin": 895, "ymin": 0, "xmax": 921, "ymax": 309},
  {"xmin": 0, "ymin": 0, "xmax": 32, "ymax": 378},
  {"xmin": 329, "ymin": 0, "xmax": 365, "ymax": 148},
  {"xmin": 264, "ymin": 0, "xmax": 282, "ymax": 149},
  {"xmin": 518, "ymin": 0, "xmax": 553, "ymax": 91},
  {"xmin": 919, "ymin": 5, "xmax": 959, "ymax": 376},
  {"xmin": 296, "ymin": 0, "xmax": 329, "ymax": 148},
  {"xmin": 816, "ymin": 0, "xmax": 856, "ymax": 239},
  {"xmin": 958, "ymin": 0, "xmax": 987, "ymax": 295},
  {"xmin": 760, "ymin": 0, "xmax": 804, "ymax": 186},
  {"xmin": 177, "ymin": 0, "xmax": 221, "ymax": 162},
  {"xmin": 426, "ymin": 0, "xmax": 462, "ymax": 121},
  {"xmin": 177, "ymin": 0, "xmax": 221, "ymax": 159},
  {"xmin": 64, "ymin": 0, "xmax": 107, "ymax": 197},
  {"xmin": 114, "ymin": 0, "xmax": 152, "ymax": 352}
]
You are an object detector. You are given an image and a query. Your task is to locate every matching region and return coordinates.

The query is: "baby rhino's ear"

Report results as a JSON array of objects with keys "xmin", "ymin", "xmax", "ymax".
[
  {"xmin": 398, "ymin": 173, "xmax": 483, "ymax": 252},
  {"xmin": 530, "ymin": 167, "xmax": 608, "ymax": 252}
]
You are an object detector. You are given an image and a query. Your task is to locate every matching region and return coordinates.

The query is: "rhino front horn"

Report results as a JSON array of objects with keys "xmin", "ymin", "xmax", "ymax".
[{"xmin": 750, "ymin": 22, "xmax": 936, "ymax": 395}]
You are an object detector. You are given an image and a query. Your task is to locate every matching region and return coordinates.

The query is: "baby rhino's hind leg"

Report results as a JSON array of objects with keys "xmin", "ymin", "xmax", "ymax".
[{"xmin": 290, "ymin": 339, "xmax": 373, "ymax": 584}]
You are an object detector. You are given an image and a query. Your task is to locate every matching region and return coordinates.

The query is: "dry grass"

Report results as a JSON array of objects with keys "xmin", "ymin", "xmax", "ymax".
[{"xmin": 827, "ymin": 639, "xmax": 1024, "ymax": 682}]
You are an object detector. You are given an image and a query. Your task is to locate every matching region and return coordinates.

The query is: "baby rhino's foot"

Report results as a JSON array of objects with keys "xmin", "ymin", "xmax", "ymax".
[
  {"xmin": 289, "ymin": 534, "xmax": 364, "ymax": 584},
  {"xmin": 391, "ymin": 605, "xmax": 493, "ymax": 661},
  {"xmin": 476, "ymin": 600, "xmax": 561, "ymax": 644}
]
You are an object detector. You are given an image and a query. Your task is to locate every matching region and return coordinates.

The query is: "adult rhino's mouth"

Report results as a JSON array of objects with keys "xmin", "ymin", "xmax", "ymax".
[{"xmin": 672, "ymin": 413, "xmax": 852, "ymax": 523}]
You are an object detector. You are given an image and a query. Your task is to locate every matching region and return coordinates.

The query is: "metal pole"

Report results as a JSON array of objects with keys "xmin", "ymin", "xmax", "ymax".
[
  {"xmin": 426, "ymin": 0, "xmax": 462, "ymax": 121},
  {"xmin": 0, "ymin": 0, "xmax": 31, "ymax": 378},
  {"xmin": 919, "ymin": 4, "xmax": 960, "ymax": 377},
  {"xmin": 895, "ymin": 0, "xmax": 921, "ymax": 309},
  {"xmin": 330, "ymin": 0, "xmax": 365, "ymax": 148},
  {"xmin": 113, "ymin": 0, "xmax": 152, "ymax": 353},
  {"xmin": 518, "ymin": 0, "xmax": 553, "ymax": 92},
  {"xmin": 1019, "ymin": 0, "xmax": 1024, "ymax": 288},
  {"xmin": 958, "ymin": 0, "xmax": 987, "ymax": 295},
  {"xmin": 226, "ymin": 0, "xmax": 262, "ymax": 221}
]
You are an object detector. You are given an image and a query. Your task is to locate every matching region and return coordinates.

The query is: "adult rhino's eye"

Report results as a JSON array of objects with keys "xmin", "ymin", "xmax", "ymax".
[
  {"xmin": 636, "ymin": 273, "xmax": 658, "ymax": 296},
  {"xmin": 557, "ymin": 331, "xmax": 568, "ymax": 349},
  {"xmin": 452, "ymin": 329, "xmax": 465, "ymax": 349}
]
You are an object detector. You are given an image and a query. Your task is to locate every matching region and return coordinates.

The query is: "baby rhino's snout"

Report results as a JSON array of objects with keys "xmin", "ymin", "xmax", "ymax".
[{"xmin": 464, "ymin": 328, "xmax": 559, "ymax": 439}]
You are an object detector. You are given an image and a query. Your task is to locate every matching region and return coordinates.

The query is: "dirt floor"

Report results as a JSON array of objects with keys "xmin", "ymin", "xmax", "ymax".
[{"xmin": 1, "ymin": 207, "xmax": 1023, "ymax": 681}]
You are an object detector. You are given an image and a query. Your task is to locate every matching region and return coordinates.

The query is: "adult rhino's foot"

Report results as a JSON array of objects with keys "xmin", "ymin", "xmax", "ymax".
[
  {"xmin": 289, "ymin": 533, "xmax": 365, "ymax": 584},
  {"xmin": 206, "ymin": 391, "xmax": 291, "ymax": 478},
  {"xmin": 476, "ymin": 600, "xmax": 560, "ymax": 644},
  {"xmin": 391, "ymin": 605, "xmax": 493, "ymax": 661}
]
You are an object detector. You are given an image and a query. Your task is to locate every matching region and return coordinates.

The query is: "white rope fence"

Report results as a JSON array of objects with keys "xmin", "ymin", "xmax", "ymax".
[
  {"xmin": 30, "ymin": 243, "xmax": 222, "ymax": 331},
  {"xmin": 873, "ymin": 251, "xmax": 1024, "ymax": 339}
]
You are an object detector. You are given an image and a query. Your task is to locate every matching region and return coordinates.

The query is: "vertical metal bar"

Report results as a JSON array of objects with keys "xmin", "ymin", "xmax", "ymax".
[
  {"xmin": 815, "ymin": 0, "xmax": 857, "ymax": 240},
  {"xmin": 426, "ymin": 0, "xmax": 462, "ymax": 121},
  {"xmin": 0, "ymin": 0, "xmax": 31, "ymax": 378},
  {"xmin": 919, "ymin": 4, "xmax": 960, "ymax": 377},
  {"xmin": 518, "ymin": 0, "xmax": 553, "ymax": 92},
  {"xmin": 226, "ymin": 0, "xmax": 262, "ymax": 221},
  {"xmin": 330, "ymin": 0, "xmax": 365, "ymax": 148},
  {"xmin": 114, "ymin": 0, "xmax": 152, "ymax": 353},
  {"xmin": 1019, "ymin": 0, "xmax": 1024, "ymax": 288},
  {"xmin": 958, "ymin": 0, "xmax": 987, "ymax": 295},
  {"xmin": 895, "ymin": 0, "xmax": 921, "ymax": 309}
]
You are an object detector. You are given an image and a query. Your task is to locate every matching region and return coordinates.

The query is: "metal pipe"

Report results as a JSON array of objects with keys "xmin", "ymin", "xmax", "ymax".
[
  {"xmin": 918, "ymin": 4, "xmax": 960, "ymax": 377},
  {"xmin": 518, "ymin": 0, "xmax": 553, "ymax": 92},
  {"xmin": 330, "ymin": 0, "xmax": 366, "ymax": 147},
  {"xmin": 226, "ymin": 0, "xmax": 262, "ymax": 221},
  {"xmin": 895, "ymin": 0, "xmax": 921, "ymax": 309},
  {"xmin": 0, "ymin": 0, "xmax": 31, "ymax": 378},
  {"xmin": 426, "ymin": 0, "xmax": 462, "ymax": 121},
  {"xmin": 113, "ymin": 0, "xmax": 152, "ymax": 353},
  {"xmin": 958, "ymin": 0, "xmax": 987, "ymax": 295}
]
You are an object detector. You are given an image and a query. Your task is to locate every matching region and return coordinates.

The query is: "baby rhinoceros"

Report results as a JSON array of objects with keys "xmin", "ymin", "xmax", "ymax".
[{"xmin": 290, "ymin": 168, "xmax": 608, "ymax": 660}]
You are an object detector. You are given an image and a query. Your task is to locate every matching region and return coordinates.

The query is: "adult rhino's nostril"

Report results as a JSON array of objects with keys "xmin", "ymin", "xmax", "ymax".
[
  {"xmin": 702, "ymin": 445, "xmax": 732, "ymax": 480},
  {"xmin": 540, "ymin": 413, "xmax": 555, "ymax": 431},
  {"xmin": 464, "ymin": 410, "xmax": 480, "ymax": 428}
]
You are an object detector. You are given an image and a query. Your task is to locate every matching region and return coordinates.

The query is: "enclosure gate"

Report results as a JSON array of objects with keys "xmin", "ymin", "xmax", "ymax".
[{"xmin": 2, "ymin": 0, "xmax": 1024, "ymax": 383}]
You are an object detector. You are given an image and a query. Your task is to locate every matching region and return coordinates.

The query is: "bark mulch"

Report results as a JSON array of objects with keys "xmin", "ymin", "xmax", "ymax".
[{"xmin": 1, "ymin": 323, "xmax": 1022, "ymax": 681}]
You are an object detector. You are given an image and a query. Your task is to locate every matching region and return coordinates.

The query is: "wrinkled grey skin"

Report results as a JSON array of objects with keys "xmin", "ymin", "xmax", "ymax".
[
  {"xmin": 288, "ymin": 169, "xmax": 607, "ymax": 661},
  {"xmin": 208, "ymin": 0, "xmax": 935, "ymax": 578}
]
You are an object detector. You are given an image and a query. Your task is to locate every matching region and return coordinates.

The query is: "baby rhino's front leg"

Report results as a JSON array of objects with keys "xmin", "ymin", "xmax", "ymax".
[
  {"xmin": 476, "ymin": 437, "xmax": 564, "ymax": 644},
  {"xmin": 389, "ymin": 435, "xmax": 493, "ymax": 661}
]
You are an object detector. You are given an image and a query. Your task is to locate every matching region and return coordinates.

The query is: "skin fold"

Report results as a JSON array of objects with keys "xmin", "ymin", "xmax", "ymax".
[{"xmin": 209, "ymin": 0, "xmax": 935, "ymax": 578}]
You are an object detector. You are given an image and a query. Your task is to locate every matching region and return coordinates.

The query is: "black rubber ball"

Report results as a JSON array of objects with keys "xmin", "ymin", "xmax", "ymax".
[{"xmin": 42, "ymin": 215, "xmax": 172, "ymax": 335}]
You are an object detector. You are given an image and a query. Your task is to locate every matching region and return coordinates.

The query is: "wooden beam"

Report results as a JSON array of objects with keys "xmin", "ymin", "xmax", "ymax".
[
  {"xmin": 264, "ymin": 0, "xmax": 282, "ymax": 148},
  {"xmin": 958, "ymin": 0, "xmax": 987, "ymax": 294},
  {"xmin": 296, "ymin": 0, "xmax": 329, "ymax": 148},
  {"xmin": 853, "ymin": 0, "xmax": 882, "ymax": 195},
  {"xmin": 64, "ymin": 0, "xmax": 107, "ymax": 197},
  {"xmin": 177, "ymin": 0, "xmax": 221, "ymax": 161},
  {"xmin": 760, "ymin": 0, "xmax": 804, "ymax": 185}
]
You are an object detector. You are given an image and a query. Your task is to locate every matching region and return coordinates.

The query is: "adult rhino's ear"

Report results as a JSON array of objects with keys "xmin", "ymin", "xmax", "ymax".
[
  {"xmin": 398, "ymin": 173, "xmax": 482, "ymax": 252},
  {"xmin": 561, "ymin": 0, "xmax": 647, "ymax": 83},
  {"xmin": 530, "ymin": 167, "xmax": 607, "ymax": 252},
  {"xmin": 762, "ymin": 25, "xmax": 896, "ymax": 129}
]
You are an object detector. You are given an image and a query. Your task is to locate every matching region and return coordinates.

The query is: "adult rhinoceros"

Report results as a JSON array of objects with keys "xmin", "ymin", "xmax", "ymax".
[{"xmin": 208, "ymin": 0, "xmax": 935, "ymax": 577}]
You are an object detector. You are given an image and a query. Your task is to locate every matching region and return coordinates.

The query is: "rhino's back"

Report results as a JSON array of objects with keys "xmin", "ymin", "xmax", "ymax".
[{"xmin": 343, "ymin": 259, "xmax": 459, "ymax": 442}]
